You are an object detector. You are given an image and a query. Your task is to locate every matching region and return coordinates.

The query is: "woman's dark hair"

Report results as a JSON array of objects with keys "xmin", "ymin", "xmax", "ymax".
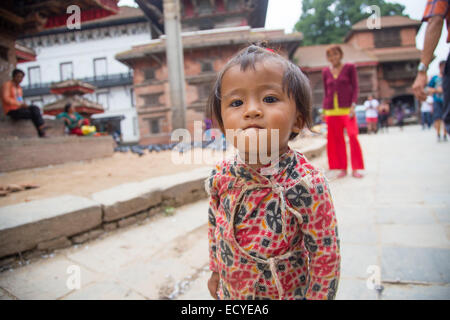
[
  {"xmin": 12, "ymin": 69, "xmax": 25, "ymax": 78},
  {"xmin": 207, "ymin": 42, "xmax": 313, "ymax": 140},
  {"xmin": 64, "ymin": 103, "xmax": 72, "ymax": 113}
]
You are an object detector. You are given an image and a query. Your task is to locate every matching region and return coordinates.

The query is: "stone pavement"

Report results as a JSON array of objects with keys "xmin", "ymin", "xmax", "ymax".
[
  {"xmin": 333, "ymin": 125, "xmax": 450, "ymax": 299},
  {"xmin": 179, "ymin": 125, "xmax": 450, "ymax": 300},
  {"xmin": 0, "ymin": 125, "xmax": 449, "ymax": 299}
]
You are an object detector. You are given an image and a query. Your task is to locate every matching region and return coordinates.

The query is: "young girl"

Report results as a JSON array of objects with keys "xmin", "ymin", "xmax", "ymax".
[{"xmin": 205, "ymin": 44, "xmax": 341, "ymax": 300}]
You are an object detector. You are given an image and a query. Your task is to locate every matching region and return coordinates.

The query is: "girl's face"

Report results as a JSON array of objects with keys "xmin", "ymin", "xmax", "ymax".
[
  {"xmin": 326, "ymin": 49, "xmax": 342, "ymax": 67},
  {"xmin": 220, "ymin": 59, "xmax": 302, "ymax": 162}
]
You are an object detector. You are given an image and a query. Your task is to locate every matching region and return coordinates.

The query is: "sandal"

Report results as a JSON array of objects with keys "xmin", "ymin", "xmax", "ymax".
[
  {"xmin": 337, "ymin": 170, "xmax": 347, "ymax": 178},
  {"xmin": 352, "ymin": 171, "xmax": 363, "ymax": 178}
]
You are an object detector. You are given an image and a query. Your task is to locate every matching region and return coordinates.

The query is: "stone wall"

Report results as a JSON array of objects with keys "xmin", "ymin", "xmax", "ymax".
[
  {"xmin": 0, "ymin": 135, "xmax": 114, "ymax": 172},
  {"xmin": 0, "ymin": 118, "xmax": 65, "ymax": 139}
]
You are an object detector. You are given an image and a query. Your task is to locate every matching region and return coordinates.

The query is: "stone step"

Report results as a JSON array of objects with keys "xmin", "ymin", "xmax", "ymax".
[
  {"xmin": 0, "ymin": 195, "xmax": 102, "ymax": 258},
  {"xmin": 0, "ymin": 167, "xmax": 211, "ymax": 262}
]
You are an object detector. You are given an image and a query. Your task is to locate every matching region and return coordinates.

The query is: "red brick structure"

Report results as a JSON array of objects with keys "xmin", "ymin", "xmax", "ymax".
[
  {"xmin": 117, "ymin": 0, "xmax": 301, "ymax": 145},
  {"xmin": 295, "ymin": 16, "xmax": 422, "ymax": 112},
  {"xmin": 117, "ymin": 28, "xmax": 301, "ymax": 145}
]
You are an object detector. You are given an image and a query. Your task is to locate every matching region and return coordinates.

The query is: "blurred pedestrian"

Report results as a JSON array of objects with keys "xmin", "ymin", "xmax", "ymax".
[
  {"xmin": 412, "ymin": 0, "xmax": 450, "ymax": 137},
  {"xmin": 364, "ymin": 95, "xmax": 379, "ymax": 134},
  {"xmin": 1, "ymin": 68, "xmax": 47, "ymax": 137},
  {"xmin": 428, "ymin": 61, "xmax": 448, "ymax": 141},
  {"xmin": 322, "ymin": 44, "xmax": 364, "ymax": 178},
  {"xmin": 204, "ymin": 117, "xmax": 212, "ymax": 141},
  {"xmin": 394, "ymin": 105, "xmax": 404, "ymax": 131},
  {"xmin": 421, "ymin": 95, "xmax": 434, "ymax": 130},
  {"xmin": 378, "ymin": 99, "xmax": 390, "ymax": 133}
]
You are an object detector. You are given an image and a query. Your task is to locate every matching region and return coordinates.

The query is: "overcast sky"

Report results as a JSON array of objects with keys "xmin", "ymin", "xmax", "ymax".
[{"xmin": 118, "ymin": 0, "xmax": 447, "ymax": 75}]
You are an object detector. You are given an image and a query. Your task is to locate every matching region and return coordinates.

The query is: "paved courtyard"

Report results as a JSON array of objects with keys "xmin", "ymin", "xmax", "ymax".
[{"xmin": 0, "ymin": 125, "xmax": 449, "ymax": 300}]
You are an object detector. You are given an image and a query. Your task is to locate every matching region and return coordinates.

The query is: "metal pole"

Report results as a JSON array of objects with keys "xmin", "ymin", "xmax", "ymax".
[{"xmin": 163, "ymin": 0, "xmax": 186, "ymax": 130}]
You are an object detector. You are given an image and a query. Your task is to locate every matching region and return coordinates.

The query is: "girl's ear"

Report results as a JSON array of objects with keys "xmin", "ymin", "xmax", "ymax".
[{"xmin": 292, "ymin": 114, "xmax": 304, "ymax": 134}]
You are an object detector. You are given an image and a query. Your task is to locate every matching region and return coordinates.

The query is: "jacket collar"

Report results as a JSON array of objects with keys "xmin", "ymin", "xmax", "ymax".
[{"xmin": 231, "ymin": 147, "xmax": 296, "ymax": 184}]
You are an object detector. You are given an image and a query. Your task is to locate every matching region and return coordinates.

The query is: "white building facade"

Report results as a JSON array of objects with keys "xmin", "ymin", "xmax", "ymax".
[{"xmin": 17, "ymin": 6, "xmax": 151, "ymax": 144}]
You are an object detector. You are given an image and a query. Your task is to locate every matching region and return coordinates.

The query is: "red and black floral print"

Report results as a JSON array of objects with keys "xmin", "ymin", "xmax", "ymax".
[{"xmin": 206, "ymin": 147, "xmax": 341, "ymax": 300}]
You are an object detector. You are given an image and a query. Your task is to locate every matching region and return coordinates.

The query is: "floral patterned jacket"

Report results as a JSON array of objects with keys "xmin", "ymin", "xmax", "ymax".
[{"xmin": 206, "ymin": 147, "xmax": 341, "ymax": 300}]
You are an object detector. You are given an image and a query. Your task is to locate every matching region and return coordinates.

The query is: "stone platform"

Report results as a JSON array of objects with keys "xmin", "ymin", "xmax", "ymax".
[
  {"xmin": 0, "ymin": 135, "xmax": 114, "ymax": 172},
  {"xmin": 0, "ymin": 118, "xmax": 65, "ymax": 139}
]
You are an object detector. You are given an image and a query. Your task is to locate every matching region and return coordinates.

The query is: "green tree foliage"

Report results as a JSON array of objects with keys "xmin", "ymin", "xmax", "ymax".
[{"xmin": 294, "ymin": 0, "xmax": 408, "ymax": 45}]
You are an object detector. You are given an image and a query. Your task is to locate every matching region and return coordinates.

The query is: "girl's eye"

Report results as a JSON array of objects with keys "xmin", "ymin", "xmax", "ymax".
[
  {"xmin": 230, "ymin": 100, "xmax": 243, "ymax": 107},
  {"xmin": 263, "ymin": 96, "xmax": 278, "ymax": 103}
]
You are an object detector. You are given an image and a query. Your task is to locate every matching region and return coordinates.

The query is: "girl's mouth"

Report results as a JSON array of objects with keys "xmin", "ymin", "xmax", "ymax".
[{"xmin": 243, "ymin": 125, "xmax": 264, "ymax": 130}]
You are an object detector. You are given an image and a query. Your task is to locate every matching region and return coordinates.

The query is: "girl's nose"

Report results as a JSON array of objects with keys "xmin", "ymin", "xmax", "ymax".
[{"xmin": 243, "ymin": 102, "xmax": 263, "ymax": 119}]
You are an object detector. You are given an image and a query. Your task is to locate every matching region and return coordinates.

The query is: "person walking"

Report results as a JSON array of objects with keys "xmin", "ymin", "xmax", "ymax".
[
  {"xmin": 427, "ymin": 61, "xmax": 448, "ymax": 141},
  {"xmin": 394, "ymin": 105, "xmax": 405, "ymax": 131},
  {"xmin": 421, "ymin": 95, "xmax": 434, "ymax": 130},
  {"xmin": 412, "ymin": 0, "xmax": 450, "ymax": 136},
  {"xmin": 364, "ymin": 95, "xmax": 379, "ymax": 134},
  {"xmin": 378, "ymin": 99, "xmax": 390, "ymax": 133},
  {"xmin": 1, "ymin": 68, "xmax": 47, "ymax": 137},
  {"xmin": 322, "ymin": 44, "xmax": 364, "ymax": 178}
]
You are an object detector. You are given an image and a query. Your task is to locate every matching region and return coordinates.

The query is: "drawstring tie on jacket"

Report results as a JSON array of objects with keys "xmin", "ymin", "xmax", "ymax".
[{"xmin": 229, "ymin": 181, "xmax": 305, "ymax": 300}]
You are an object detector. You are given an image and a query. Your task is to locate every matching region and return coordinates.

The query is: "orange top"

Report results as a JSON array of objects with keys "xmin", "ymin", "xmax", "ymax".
[{"xmin": 1, "ymin": 80, "xmax": 23, "ymax": 115}]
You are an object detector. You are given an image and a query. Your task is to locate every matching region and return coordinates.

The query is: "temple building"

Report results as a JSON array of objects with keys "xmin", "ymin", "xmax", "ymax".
[
  {"xmin": 43, "ymin": 80, "xmax": 104, "ymax": 118},
  {"xmin": 0, "ymin": 0, "xmax": 119, "ymax": 95},
  {"xmin": 294, "ymin": 15, "xmax": 422, "ymax": 114},
  {"xmin": 15, "ymin": 5, "xmax": 149, "ymax": 143},
  {"xmin": 117, "ymin": 0, "xmax": 302, "ymax": 145}
]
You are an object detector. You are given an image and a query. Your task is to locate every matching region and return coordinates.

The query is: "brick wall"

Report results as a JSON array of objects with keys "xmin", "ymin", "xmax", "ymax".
[
  {"xmin": 400, "ymin": 28, "xmax": 417, "ymax": 47},
  {"xmin": 347, "ymin": 32, "xmax": 375, "ymax": 49},
  {"xmin": 133, "ymin": 45, "xmax": 255, "ymax": 145}
]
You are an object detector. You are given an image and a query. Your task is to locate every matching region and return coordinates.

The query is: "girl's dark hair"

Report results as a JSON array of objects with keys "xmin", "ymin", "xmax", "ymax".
[
  {"xmin": 207, "ymin": 42, "xmax": 312, "ymax": 140},
  {"xmin": 64, "ymin": 103, "xmax": 72, "ymax": 113}
]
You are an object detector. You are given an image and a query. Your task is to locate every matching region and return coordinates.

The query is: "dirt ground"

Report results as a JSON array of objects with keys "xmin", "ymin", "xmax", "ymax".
[{"xmin": 0, "ymin": 135, "xmax": 326, "ymax": 207}]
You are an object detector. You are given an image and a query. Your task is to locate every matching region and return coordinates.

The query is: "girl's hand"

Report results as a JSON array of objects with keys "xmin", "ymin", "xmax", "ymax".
[{"xmin": 207, "ymin": 272, "xmax": 220, "ymax": 299}]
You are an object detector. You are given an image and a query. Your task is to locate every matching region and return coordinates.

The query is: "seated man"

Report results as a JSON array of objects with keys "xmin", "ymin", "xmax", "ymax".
[{"xmin": 2, "ymin": 68, "xmax": 47, "ymax": 137}]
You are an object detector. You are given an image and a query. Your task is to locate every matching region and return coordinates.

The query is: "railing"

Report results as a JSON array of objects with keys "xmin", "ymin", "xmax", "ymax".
[{"xmin": 23, "ymin": 72, "xmax": 133, "ymax": 97}]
